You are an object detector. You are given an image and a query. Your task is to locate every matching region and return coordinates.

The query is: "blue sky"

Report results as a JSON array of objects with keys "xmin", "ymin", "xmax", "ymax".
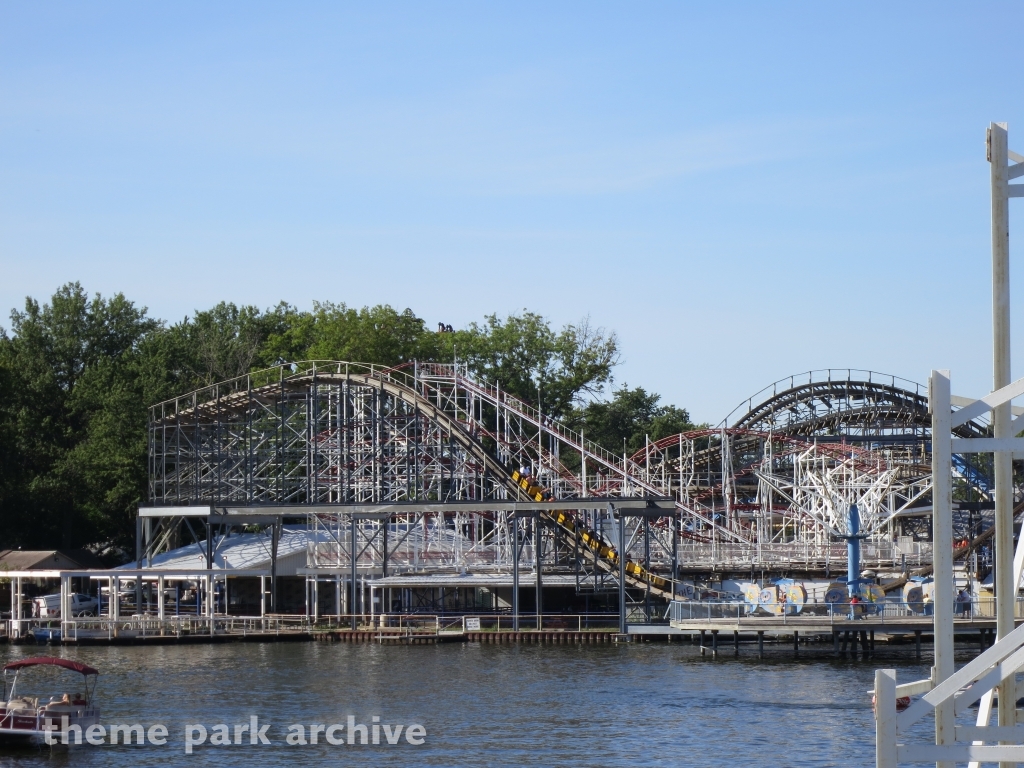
[{"xmin": 2, "ymin": 3, "xmax": 1023, "ymax": 423}]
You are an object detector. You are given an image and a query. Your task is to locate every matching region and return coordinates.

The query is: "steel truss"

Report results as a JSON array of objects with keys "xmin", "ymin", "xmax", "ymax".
[{"xmin": 148, "ymin": 363, "xmax": 995, "ymax": 576}]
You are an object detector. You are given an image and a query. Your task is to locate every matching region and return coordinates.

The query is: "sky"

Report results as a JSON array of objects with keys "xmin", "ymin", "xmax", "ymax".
[{"xmin": 2, "ymin": 2, "xmax": 1023, "ymax": 424}]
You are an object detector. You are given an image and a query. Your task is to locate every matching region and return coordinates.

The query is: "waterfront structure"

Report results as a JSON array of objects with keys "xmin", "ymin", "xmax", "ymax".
[
  {"xmin": 2, "ymin": 567, "xmax": 277, "ymax": 643},
  {"xmin": 138, "ymin": 358, "xmax": 1003, "ymax": 621},
  {"xmin": 874, "ymin": 123, "xmax": 1024, "ymax": 768}
]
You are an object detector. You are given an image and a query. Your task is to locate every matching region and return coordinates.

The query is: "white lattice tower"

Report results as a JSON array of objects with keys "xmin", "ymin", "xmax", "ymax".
[{"xmin": 759, "ymin": 444, "xmax": 931, "ymax": 547}]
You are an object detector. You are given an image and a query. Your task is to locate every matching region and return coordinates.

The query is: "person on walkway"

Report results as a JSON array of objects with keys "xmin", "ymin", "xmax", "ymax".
[{"xmin": 958, "ymin": 587, "xmax": 973, "ymax": 618}]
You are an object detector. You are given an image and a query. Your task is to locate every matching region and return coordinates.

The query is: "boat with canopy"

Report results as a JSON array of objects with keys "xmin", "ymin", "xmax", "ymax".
[{"xmin": 0, "ymin": 657, "xmax": 100, "ymax": 745}]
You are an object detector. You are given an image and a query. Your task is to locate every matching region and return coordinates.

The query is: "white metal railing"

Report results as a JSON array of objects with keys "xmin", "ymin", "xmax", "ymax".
[
  {"xmin": 8, "ymin": 612, "xmax": 629, "ymax": 640},
  {"xmin": 673, "ymin": 541, "xmax": 933, "ymax": 569},
  {"xmin": 318, "ymin": 613, "xmax": 624, "ymax": 633},
  {"xmin": 667, "ymin": 597, "xmax": 1023, "ymax": 626},
  {"xmin": 54, "ymin": 615, "xmax": 310, "ymax": 641},
  {"xmin": 431, "ymin": 613, "xmax": 621, "ymax": 632}
]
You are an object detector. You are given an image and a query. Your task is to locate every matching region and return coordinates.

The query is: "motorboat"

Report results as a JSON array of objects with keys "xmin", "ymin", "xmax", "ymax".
[
  {"xmin": 0, "ymin": 657, "xmax": 100, "ymax": 745},
  {"xmin": 30, "ymin": 625, "xmax": 61, "ymax": 645}
]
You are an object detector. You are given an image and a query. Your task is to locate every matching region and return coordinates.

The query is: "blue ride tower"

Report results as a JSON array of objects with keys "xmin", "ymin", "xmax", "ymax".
[{"xmin": 842, "ymin": 503, "xmax": 869, "ymax": 616}]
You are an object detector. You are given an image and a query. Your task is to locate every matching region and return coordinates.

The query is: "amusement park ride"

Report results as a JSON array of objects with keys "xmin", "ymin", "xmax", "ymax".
[
  {"xmin": 141, "ymin": 358, "xmax": 1000, "ymax": 598},
  {"xmin": 138, "ymin": 123, "xmax": 1021, "ymax": 641}
]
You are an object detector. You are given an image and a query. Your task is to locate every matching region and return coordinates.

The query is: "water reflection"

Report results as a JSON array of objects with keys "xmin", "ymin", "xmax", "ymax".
[{"xmin": 0, "ymin": 641, "xmax": 946, "ymax": 768}]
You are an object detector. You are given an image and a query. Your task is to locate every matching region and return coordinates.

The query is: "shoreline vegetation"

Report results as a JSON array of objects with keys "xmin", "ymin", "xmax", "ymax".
[{"xmin": 0, "ymin": 282, "xmax": 697, "ymax": 555}]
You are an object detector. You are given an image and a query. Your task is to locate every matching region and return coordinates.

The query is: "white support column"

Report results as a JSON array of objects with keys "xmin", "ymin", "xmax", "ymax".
[
  {"xmin": 989, "ymin": 123, "xmax": 1016, "ymax": 755},
  {"xmin": 61, "ymin": 574, "xmax": 70, "ymax": 632},
  {"xmin": 112, "ymin": 577, "xmax": 119, "ymax": 621},
  {"xmin": 875, "ymin": 668, "xmax": 898, "ymax": 768},
  {"xmin": 930, "ymin": 369, "xmax": 955, "ymax": 766},
  {"xmin": 207, "ymin": 575, "xmax": 214, "ymax": 637},
  {"xmin": 335, "ymin": 574, "xmax": 341, "ymax": 618},
  {"xmin": 582, "ymin": 433, "xmax": 587, "ymax": 493},
  {"xmin": 14, "ymin": 577, "xmax": 22, "ymax": 638},
  {"xmin": 968, "ymin": 529, "xmax": 1024, "ymax": 768},
  {"xmin": 260, "ymin": 575, "xmax": 266, "ymax": 618},
  {"xmin": 157, "ymin": 575, "xmax": 165, "ymax": 620}
]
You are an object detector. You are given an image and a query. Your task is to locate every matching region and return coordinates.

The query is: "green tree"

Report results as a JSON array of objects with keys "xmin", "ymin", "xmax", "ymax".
[
  {"xmin": 0, "ymin": 287, "xmax": 661, "ymax": 553},
  {"xmin": 0, "ymin": 283, "xmax": 160, "ymax": 549},
  {"xmin": 567, "ymin": 385, "xmax": 697, "ymax": 457},
  {"xmin": 439, "ymin": 313, "xmax": 619, "ymax": 417},
  {"xmin": 0, "ymin": 353, "xmax": 22, "ymax": 547},
  {"xmin": 263, "ymin": 302, "xmax": 437, "ymax": 368},
  {"xmin": 164, "ymin": 301, "xmax": 287, "ymax": 386}
]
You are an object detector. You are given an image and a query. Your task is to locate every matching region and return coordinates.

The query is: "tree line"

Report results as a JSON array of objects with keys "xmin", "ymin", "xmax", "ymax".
[{"xmin": 0, "ymin": 283, "xmax": 696, "ymax": 556}]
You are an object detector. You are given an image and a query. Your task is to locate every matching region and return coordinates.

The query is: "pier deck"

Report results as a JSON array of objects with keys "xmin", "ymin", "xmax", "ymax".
[{"xmin": 668, "ymin": 615, "xmax": 998, "ymax": 635}]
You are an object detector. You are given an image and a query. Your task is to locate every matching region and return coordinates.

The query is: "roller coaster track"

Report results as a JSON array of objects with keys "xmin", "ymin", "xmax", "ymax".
[
  {"xmin": 724, "ymin": 369, "xmax": 988, "ymax": 440},
  {"xmin": 153, "ymin": 362, "xmax": 676, "ymax": 599},
  {"xmin": 952, "ymin": 455, "xmax": 994, "ymax": 499},
  {"xmin": 508, "ymin": 470, "xmax": 674, "ymax": 599},
  {"xmin": 152, "ymin": 362, "xmax": 996, "ymax": 578},
  {"xmin": 435, "ymin": 366, "xmax": 748, "ymax": 545},
  {"xmin": 630, "ymin": 428, "xmax": 875, "ymax": 468}
]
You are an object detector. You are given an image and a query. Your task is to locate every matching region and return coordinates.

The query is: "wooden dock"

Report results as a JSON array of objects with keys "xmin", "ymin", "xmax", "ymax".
[
  {"xmin": 313, "ymin": 629, "xmax": 618, "ymax": 644},
  {"xmin": 666, "ymin": 615, "xmax": 1004, "ymax": 658}
]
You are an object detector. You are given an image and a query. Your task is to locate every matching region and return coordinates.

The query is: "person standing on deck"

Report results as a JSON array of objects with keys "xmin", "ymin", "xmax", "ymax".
[{"xmin": 959, "ymin": 587, "xmax": 973, "ymax": 618}]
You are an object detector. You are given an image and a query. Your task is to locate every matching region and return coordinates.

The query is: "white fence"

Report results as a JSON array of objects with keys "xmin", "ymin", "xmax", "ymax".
[{"xmin": 675, "ymin": 541, "xmax": 933, "ymax": 569}]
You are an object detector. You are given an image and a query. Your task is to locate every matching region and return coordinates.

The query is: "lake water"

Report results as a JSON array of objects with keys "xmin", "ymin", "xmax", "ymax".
[{"xmin": 0, "ymin": 640, "xmax": 951, "ymax": 767}]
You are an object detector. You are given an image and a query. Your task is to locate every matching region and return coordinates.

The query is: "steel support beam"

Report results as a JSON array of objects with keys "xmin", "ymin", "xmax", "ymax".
[
  {"xmin": 351, "ymin": 515, "xmax": 358, "ymax": 631},
  {"xmin": 618, "ymin": 505, "xmax": 626, "ymax": 635}
]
